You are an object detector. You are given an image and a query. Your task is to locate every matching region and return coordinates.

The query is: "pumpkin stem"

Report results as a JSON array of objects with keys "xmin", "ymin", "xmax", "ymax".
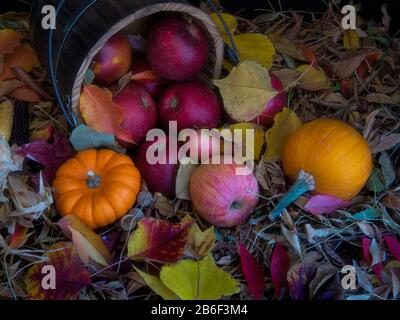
[
  {"xmin": 269, "ymin": 170, "xmax": 315, "ymax": 220},
  {"xmin": 86, "ymin": 170, "xmax": 101, "ymax": 189}
]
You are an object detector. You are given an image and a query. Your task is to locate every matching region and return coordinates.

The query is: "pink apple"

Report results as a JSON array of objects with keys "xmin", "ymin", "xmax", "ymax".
[
  {"xmin": 113, "ymin": 82, "xmax": 157, "ymax": 144},
  {"xmin": 181, "ymin": 129, "xmax": 222, "ymax": 163},
  {"xmin": 146, "ymin": 17, "xmax": 209, "ymax": 81},
  {"xmin": 190, "ymin": 160, "xmax": 259, "ymax": 227},
  {"xmin": 133, "ymin": 136, "xmax": 179, "ymax": 198},
  {"xmin": 158, "ymin": 82, "xmax": 221, "ymax": 131},
  {"xmin": 93, "ymin": 32, "xmax": 132, "ymax": 86}
]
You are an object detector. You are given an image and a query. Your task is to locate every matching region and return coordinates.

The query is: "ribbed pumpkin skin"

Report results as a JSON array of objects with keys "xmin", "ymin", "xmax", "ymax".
[
  {"xmin": 53, "ymin": 149, "xmax": 141, "ymax": 229},
  {"xmin": 282, "ymin": 119, "xmax": 372, "ymax": 200}
]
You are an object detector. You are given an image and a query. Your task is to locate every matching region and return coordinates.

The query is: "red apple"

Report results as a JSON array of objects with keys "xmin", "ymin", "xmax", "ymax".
[
  {"xmin": 146, "ymin": 17, "xmax": 209, "ymax": 81},
  {"xmin": 93, "ymin": 32, "xmax": 132, "ymax": 86},
  {"xmin": 190, "ymin": 160, "xmax": 259, "ymax": 227},
  {"xmin": 250, "ymin": 73, "xmax": 286, "ymax": 128},
  {"xmin": 158, "ymin": 82, "xmax": 221, "ymax": 131},
  {"xmin": 113, "ymin": 82, "xmax": 157, "ymax": 144},
  {"xmin": 181, "ymin": 129, "xmax": 222, "ymax": 163},
  {"xmin": 133, "ymin": 136, "xmax": 179, "ymax": 198},
  {"xmin": 131, "ymin": 55, "xmax": 168, "ymax": 98}
]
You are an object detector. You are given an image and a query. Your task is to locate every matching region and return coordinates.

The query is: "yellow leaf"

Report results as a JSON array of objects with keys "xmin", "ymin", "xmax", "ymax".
[
  {"xmin": 175, "ymin": 160, "xmax": 198, "ymax": 200},
  {"xmin": 134, "ymin": 267, "xmax": 179, "ymax": 300},
  {"xmin": 182, "ymin": 216, "xmax": 216, "ymax": 259},
  {"xmin": 214, "ymin": 60, "xmax": 276, "ymax": 122},
  {"xmin": 231, "ymin": 33, "xmax": 275, "ymax": 70},
  {"xmin": 210, "ymin": 13, "xmax": 238, "ymax": 36},
  {"xmin": 225, "ymin": 122, "xmax": 265, "ymax": 160},
  {"xmin": 160, "ymin": 255, "xmax": 240, "ymax": 300},
  {"xmin": 0, "ymin": 99, "xmax": 14, "ymax": 141},
  {"xmin": 264, "ymin": 108, "xmax": 302, "ymax": 161},
  {"xmin": 296, "ymin": 64, "xmax": 330, "ymax": 91},
  {"xmin": 343, "ymin": 29, "xmax": 359, "ymax": 52}
]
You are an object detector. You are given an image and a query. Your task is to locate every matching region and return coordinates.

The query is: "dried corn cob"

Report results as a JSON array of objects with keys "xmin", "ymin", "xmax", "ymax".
[
  {"xmin": 11, "ymin": 101, "xmax": 29, "ymax": 145},
  {"xmin": 0, "ymin": 99, "xmax": 14, "ymax": 141}
]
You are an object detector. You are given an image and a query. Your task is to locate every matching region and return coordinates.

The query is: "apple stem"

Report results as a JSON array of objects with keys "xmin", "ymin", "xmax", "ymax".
[
  {"xmin": 269, "ymin": 170, "xmax": 315, "ymax": 220},
  {"xmin": 87, "ymin": 170, "xmax": 101, "ymax": 189}
]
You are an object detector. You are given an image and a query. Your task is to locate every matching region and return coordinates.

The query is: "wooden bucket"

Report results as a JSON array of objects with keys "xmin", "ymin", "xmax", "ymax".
[{"xmin": 30, "ymin": 0, "xmax": 224, "ymax": 127}]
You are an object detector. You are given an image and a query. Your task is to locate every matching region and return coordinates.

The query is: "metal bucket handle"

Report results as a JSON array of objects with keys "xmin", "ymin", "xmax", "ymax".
[{"xmin": 48, "ymin": 0, "xmax": 239, "ymax": 129}]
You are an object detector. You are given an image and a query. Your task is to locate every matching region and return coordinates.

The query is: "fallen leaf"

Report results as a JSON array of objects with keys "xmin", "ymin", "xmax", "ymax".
[
  {"xmin": 25, "ymin": 242, "xmax": 91, "ymax": 300},
  {"xmin": 304, "ymin": 194, "xmax": 351, "ymax": 215},
  {"xmin": 269, "ymin": 34, "xmax": 304, "ymax": 61},
  {"xmin": 273, "ymin": 68, "xmax": 300, "ymax": 89},
  {"xmin": 7, "ymin": 86, "xmax": 41, "ymax": 102},
  {"xmin": 183, "ymin": 216, "xmax": 215, "ymax": 259},
  {"xmin": 8, "ymin": 225, "xmax": 29, "ymax": 249},
  {"xmin": 134, "ymin": 267, "xmax": 178, "ymax": 300},
  {"xmin": 0, "ymin": 136, "xmax": 22, "ymax": 200},
  {"xmin": 238, "ymin": 242, "xmax": 265, "ymax": 299},
  {"xmin": 287, "ymin": 261, "xmax": 318, "ymax": 300},
  {"xmin": 0, "ymin": 99, "xmax": 14, "ymax": 140},
  {"xmin": 0, "ymin": 79, "xmax": 24, "ymax": 96},
  {"xmin": 370, "ymin": 134, "xmax": 400, "ymax": 154},
  {"xmin": 384, "ymin": 193, "xmax": 400, "ymax": 210},
  {"xmin": 225, "ymin": 122, "xmax": 265, "ymax": 160},
  {"xmin": 332, "ymin": 52, "xmax": 367, "ymax": 79},
  {"xmin": 369, "ymin": 238, "xmax": 384, "ymax": 282},
  {"xmin": 58, "ymin": 215, "xmax": 113, "ymax": 267},
  {"xmin": 0, "ymin": 29, "xmax": 20, "ymax": 54},
  {"xmin": 270, "ymin": 241, "xmax": 290, "ymax": 296},
  {"xmin": 230, "ymin": 34, "xmax": 276, "ymax": 70},
  {"xmin": 70, "ymin": 124, "xmax": 115, "ymax": 151},
  {"xmin": 210, "ymin": 13, "xmax": 238, "ymax": 36},
  {"xmin": 0, "ymin": 44, "xmax": 39, "ymax": 81},
  {"xmin": 214, "ymin": 60, "xmax": 276, "ymax": 122},
  {"xmin": 18, "ymin": 136, "xmax": 75, "ymax": 185},
  {"xmin": 281, "ymin": 224, "xmax": 302, "ymax": 257},
  {"xmin": 343, "ymin": 29, "xmax": 360, "ymax": 51},
  {"xmin": 175, "ymin": 160, "xmax": 198, "ymax": 200},
  {"xmin": 159, "ymin": 254, "xmax": 240, "ymax": 300},
  {"xmin": 127, "ymin": 217, "xmax": 192, "ymax": 263},
  {"xmin": 384, "ymin": 235, "xmax": 400, "ymax": 262},
  {"xmin": 296, "ymin": 64, "xmax": 330, "ymax": 91},
  {"xmin": 379, "ymin": 152, "xmax": 395, "ymax": 187},
  {"xmin": 79, "ymin": 84, "xmax": 133, "ymax": 143},
  {"xmin": 297, "ymin": 44, "xmax": 317, "ymax": 65},
  {"xmin": 264, "ymin": 108, "xmax": 302, "ymax": 161},
  {"xmin": 362, "ymin": 93, "xmax": 397, "ymax": 105}
]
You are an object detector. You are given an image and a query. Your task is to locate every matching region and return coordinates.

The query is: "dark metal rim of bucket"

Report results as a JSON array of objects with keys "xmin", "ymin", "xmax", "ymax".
[{"xmin": 37, "ymin": 0, "xmax": 239, "ymax": 130}]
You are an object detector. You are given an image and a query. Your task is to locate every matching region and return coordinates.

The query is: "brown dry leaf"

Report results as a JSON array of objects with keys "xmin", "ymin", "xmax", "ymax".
[
  {"xmin": 370, "ymin": 134, "xmax": 400, "ymax": 154},
  {"xmin": 273, "ymin": 68, "xmax": 301, "ymax": 89},
  {"xmin": 175, "ymin": 160, "xmax": 198, "ymax": 200},
  {"xmin": 214, "ymin": 60, "xmax": 276, "ymax": 122},
  {"xmin": 384, "ymin": 193, "xmax": 400, "ymax": 210},
  {"xmin": 362, "ymin": 94, "xmax": 398, "ymax": 105},
  {"xmin": 332, "ymin": 52, "xmax": 367, "ymax": 79},
  {"xmin": 8, "ymin": 86, "xmax": 41, "ymax": 102},
  {"xmin": 0, "ymin": 79, "xmax": 24, "ymax": 96},
  {"xmin": 153, "ymin": 192, "xmax": 175, "ymax": 216},
  {"xmin": 296, "ymin": 64, "xmax": 331, "ymax": 91},
  {"xmin": 269, "ymin": 34, "xmax": 305, "ymax": 61},
  {"xmin": 182, "ymin": 215, "xmax": 216, "ymax": 259}
]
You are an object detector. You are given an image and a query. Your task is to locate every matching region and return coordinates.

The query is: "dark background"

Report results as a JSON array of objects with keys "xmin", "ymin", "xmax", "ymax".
[{"xmin": 1, "ymin": 0, "xmax": 399, "ymax": 34}]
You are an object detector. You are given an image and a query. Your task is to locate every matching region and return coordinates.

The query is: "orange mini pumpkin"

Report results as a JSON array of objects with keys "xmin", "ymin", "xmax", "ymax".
[
  {"xmin": 270, "ymin": 118, "xmax": 372, "ymax": 219},
  {"xmin": 53, "ymin": 149, "xmax": 141, "ymax": 229}
]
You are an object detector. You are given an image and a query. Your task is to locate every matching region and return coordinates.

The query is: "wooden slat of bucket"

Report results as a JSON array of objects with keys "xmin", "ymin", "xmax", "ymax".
[{"xmin": 71, "ymin": 2, "xmax": 223, "ymax": 119}]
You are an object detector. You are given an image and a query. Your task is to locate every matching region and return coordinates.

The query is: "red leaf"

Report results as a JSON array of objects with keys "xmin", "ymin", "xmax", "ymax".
[
  {"xmin": 8, "ymin": 225, "xmax": 28, "ymax": 249},
  {"xmin": 362, "ymin": 237, "xmax": 372, "ymax": 264},
  {"xmin": 18, "ymin": 136, "xmax": 75, "ymax": 185},
  {"xmin": 384, "ymin": 234, "xmax": 400, "ymax": 262},
  {"xmin": 297, "ymin": 44, "xmax": 317, "ymax": 66},
  {"xmin": 304, "ymin": 194, "xmax": 351, "ymax": 215},
  {"xmin": 8, "ymin": 86, "xmax": 41, "ymax": 102},
  {"xmin": 271, "ymin": 241, "xmax": 290, "ymax": 296},
  {"xmin": 238, "ymin": 242, "xmax": 265, "ymax": 299},
  {"xmin": 25, "ymin": 242, "xmax": 91, "ymax": 300},
  {"xmin": 127, "ymin": 218, "xmax": 192, "ymax": 263}
]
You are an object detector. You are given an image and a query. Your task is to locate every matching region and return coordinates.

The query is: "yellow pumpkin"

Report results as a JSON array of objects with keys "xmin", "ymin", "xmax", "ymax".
[
  {"xmin": 270, "ymin": 118, "xmax": 372, "ymax": 219},
  {"xmin": 53, "ymin": 149, "xmax": 141, "ymax": 229}
]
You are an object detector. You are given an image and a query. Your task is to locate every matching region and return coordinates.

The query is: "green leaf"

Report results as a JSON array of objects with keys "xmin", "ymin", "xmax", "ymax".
[
  {"xmin": 365, "ymin": 168, "xmax": 385, "ymax": 193},
  {"xmin": 379, "ymin": 152, "xmax": 395, "ymax": 187},
  {"xmin": 343, "ymin": 208, "xmax": 382, "ymax": 221},
  {"xmin": 70, "ymin": 124, "xmax": 115, "ymax": 151}
]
